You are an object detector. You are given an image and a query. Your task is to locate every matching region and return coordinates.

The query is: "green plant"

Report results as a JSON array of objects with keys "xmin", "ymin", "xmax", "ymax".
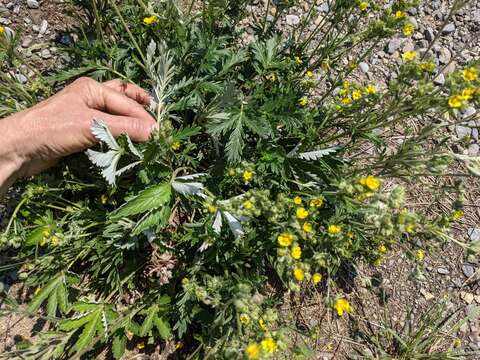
[
  {"xmin": 1, "ymin": 0, "xmax": 479, "ymax": 358},
  {"xmin": 350, "ymin": 303, "xmax": 480, "ymax": 359}
]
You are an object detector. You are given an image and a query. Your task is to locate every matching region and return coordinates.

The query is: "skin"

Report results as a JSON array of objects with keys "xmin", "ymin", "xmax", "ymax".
[{"xmin": 0, "ymin": 77, "xmax": 157, "ymax": 196}]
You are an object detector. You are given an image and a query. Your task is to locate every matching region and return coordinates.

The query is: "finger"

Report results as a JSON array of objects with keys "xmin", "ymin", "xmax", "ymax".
[
  {"xmin": 92, "ymin": 110, "xmax": 157, "ymax": 142},
  {"xmin": 103, "ymin": 79, "xmax": 151, "ymax": 105},
  {"xmin": 93, "ymin": 83, "xmax": 155, "ymax": 124}
]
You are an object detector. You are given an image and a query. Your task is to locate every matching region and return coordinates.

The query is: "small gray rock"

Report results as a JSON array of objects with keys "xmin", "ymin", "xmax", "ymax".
[
  {"xmin": 433, "ymin": 73, "xmax": 445, "ymax": 85},
  {"xmin": 468, "ymin": 228, "xmax": 480, "ymax": 242},
  {"xmin": 318, "ymin": 3, "xmax": 329, "ymax": 12},
  {"xmin": 359, "ymin": 62, "xmax": 369, "ymax": 73},
  {"xmin": 438, "ymin": 48, "xmax": 451, "ymax": 64},
  {"xmin": 442, "ymin": 23, "xmax": 455, "ymax": 34},
  {"xmin": 21, "ymin": 36, "xmax": 33, "ymax": 48},
  {"xmin": 387, "ymin": 39, "xmax": 401, "ymax": 54},
  {"xmin": 468, "ymin": 144, "xmax": 479, "ymax": 156},
  {"xmin": 456, "ymin": 125, "xmax": 471, "ymax": 139},
  {"xmin": 437, "ymin": 267, "xmax": 450, "ymax": 275},
  {"xmin": 285, "ymin": 14, "xmax": 300, "ymax": 26},
  {"xmin": 40, "ymin": 49, "xmax": 51, "ymax": 59},
  {"xmin": 39, "ymin": 19, "xmax": 48, "ymax": 35},
  {"xmin": 462, "ymin": 264, "xmax": 476, "ymax": 278},
  {"xmin": 26, "ymin": 0, "xmax": 39, "ymax": 9},
  {"xmin": 14, "ymin": 71, "xmax": 27, "ymax": 84}
]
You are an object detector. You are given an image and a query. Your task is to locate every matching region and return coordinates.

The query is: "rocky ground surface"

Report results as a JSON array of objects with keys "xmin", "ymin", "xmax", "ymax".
[{"xmin": 1, "ymin": 0, "xmax": 480, "ymax": 358}]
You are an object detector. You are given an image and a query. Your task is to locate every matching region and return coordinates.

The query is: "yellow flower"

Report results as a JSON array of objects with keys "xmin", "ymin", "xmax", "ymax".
[
  {"xmin": 137, "ymin": 341, "xmax": 145, "ymax": 350},
  {"xmin": 294, "ymin": 56, "xmax": 303, "ymax": 64},
  {"xmin": 246, "ymin": 343, "xmax": 260, "ymax": 359},
  {"xmin": 175, "ymin": 341, "xmax": 184, "ymax": 349},
  {"xmin": 374, "ymin": 256, "xmax": 384, "ymax": 266},
  {"xmin": 296, "ymin": 207, "xmax": 309, "ymax": 219},
  {"xmin": 291, "ymin": 246, "xmax": 302, "ymax": 260},
  {"xmin": 303, "ymin": 222, "xmax": 313, "ymax": 233},
  {"xmin": 293, "ymin": 196, "xmax": 302, "ymax": 205},
  {"xmin": 419, "ymin": 62, "xmax": 435, "ymax": 72},
  {"xmin": 359, "ymin": 1, "xmax": 368, "ymax": 11},
  {"xmin": 258, "ymin": 319, "xmax": 268, "ymax": 331},
  {"xmin": 402, "ymin": 51, "xmax": 417, "ymax": 61},
  {"xmin": 298, "ymin": 96, "xmax": 308, "ymax": 106},
  {"xmin": 181, "ymin": 277, "xmax": 189, "ymax": 285},
  {"xmin": 342, "ymin": 80, "xmax": 350, "ymax": 89},
  {"xmin": 239, "ymin": 313, "xmax": 250, "ymax": 324},
  {"xmin": 100, "ymin": 194, "xmax": 108, "ymax": 205},
  {"xmin": 277, "ymin": 233, "xmax": 293, "ymax": 247},
  {"xmin": 352, "ymin": 90, "xmax": 362, "ymax": 100},
  {"xmin": 171, "ymin": 141, "xmax": 181, "ymax": 151},
  {"xmin": 405, "ymin": 223, "xmax": 416, "ymax": 233},
  {"xmin": 378, "ymin": 244, "xmax": 387, "ymax": 253},
  {"xmin": 341, "ymin": 97, "xmax": 352, "ymax": 105},
  {"xmin": 415, "ymin": 249, "xmax": 425, "ymax": 261},
  {"xmin": 462, "ymin": 87, "xmax": 476, "ymax": 100},
  {"xmin": 328, "ymin": 224, "xmax": 341, "ymax": 234},
  {"xmin": 207, "ymin": 204, "xmax": 217, "ymax": 214},
  {"xmin": 0, "ymin": 26, "xmax": 4, "ymax": 34},
  {"xmin": 403, "ymin": 23, "xmax": 414, "ymax": 36},
  {"xmin": 451, "ymin": 209, "xmax": 463, "ymax": 220},
  {"xmin": 243, "ymin": 169, "xmax": 253, "ymax": 182},
  {"xmin": 293, "ymin": 267, "xmax": 305, "ymax": 281},
  {"xmin": 366, "ymin": 84, "xmax": 377, "ymax": 94},
  {"xmin": 243, "ymin": 200, "xmax": 254, "ymax": 210},
  {"xmin": 306, "ymin": 70, "xmax": 314, "ymax": 78},
  {"xmin": 448, "ymin": 95, "xmax": 464, "ymax": 109},
  {"xmin": 395, "ymin": 10, "xmax": 405, "ymax": 18},
  {"xmin": 312, "ymin": 273, "xmax": 322, "ymax": 284},
  {"xmin": 334, "ymin": 298, "xmax": 352, "ymax": 316},
  {"xmin": 266, "ymin": 73, "xmax": 277, "ymax": 82},
  {"xmin": 34, "ymin": 287, "xmax": 41, "ymax": 296},
  {"xmin": 227, "ymin": 168, "xmax": 236, "ymax": 176},
  {"xmin": 360, "ymin": 175, "xmax": 381, "ymax": 190},
  {"xmin": 50, "ymin": 235, "xmax": 60, "ymax": 247},
  {"xmin": 310, "ymin": 197, "xmax": 324, "ymax": 208},
  {"xmin": 261, "ymin": 338, "xmax": 277, "ymax": 353},
  {"xmin": 463, "ymin": 67, "xmax": 478, "ymax": 81},
  {"xmin": 143, "ymin": 15, "xmax": 158, "ymax": 25}
]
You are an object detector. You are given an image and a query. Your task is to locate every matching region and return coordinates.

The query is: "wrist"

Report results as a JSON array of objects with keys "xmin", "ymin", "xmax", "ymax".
[{"xmin": 0, "ymin": 111, "xmax": 31, "ymax": 193}]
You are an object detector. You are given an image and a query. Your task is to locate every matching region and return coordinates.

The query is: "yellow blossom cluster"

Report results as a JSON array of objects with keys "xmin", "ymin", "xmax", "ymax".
[
  {"xmin": 143, "ymin": 15, "xmax": 158, "ymax": 25},
  {"xmin": 334, "ymin": 298, "xmax": 352, "ymax": 316},
  {"xmin": 448, "ymin": 67, "xmax": 478, "ymax": 109},
  {"xmin": 245, "ymin": 337, "xmax": 278, "ymax": 359}
]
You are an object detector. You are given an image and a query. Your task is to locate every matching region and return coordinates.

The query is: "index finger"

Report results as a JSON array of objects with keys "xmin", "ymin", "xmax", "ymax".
[{"xmin": 103, "ymin": 79, "xmax": 151, "ymax": 106}]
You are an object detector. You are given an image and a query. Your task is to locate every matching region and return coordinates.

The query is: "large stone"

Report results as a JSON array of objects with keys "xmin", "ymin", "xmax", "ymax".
[
  {"xmin": 442, "ymin": 23, "xmax": 455, "ymax": 34},
  {"xmin": 26, "ymin": 0, "xmax": 40, "ymax": 9},
  {"xmin": 285, "ymin": 14, "xmax": 300, "ymax": 26},
  {"xmin": 387, "ymin": 39, "xmax": 401, "ymax": 54}
]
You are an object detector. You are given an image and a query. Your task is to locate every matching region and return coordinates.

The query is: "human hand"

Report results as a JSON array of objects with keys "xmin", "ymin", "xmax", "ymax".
[{"xmin": 0, "ymin": 77, "xmax": 157, "ymax": 194}]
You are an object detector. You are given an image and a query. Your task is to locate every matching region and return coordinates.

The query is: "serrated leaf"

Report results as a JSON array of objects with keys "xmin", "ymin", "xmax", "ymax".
[
  {"xmin": 223, "ymin": 211, "xmax": 244, "ymax": 238},
  {"xmin": 174, "ymin": 173, "xmax": 207, "ymax": 181},
  {"xmin": 154, "ymin": 317, "xmax": 171, "ymax": 340},
  {"xmin": 140, "ymin": 305, "xmax": 157, "ymax": 337},
  {"xmin": 116, "ymin": 161, "xmax": 142, "ymax": 177},
  {"xmin": 112, "ymin": 183, "xmax": 171, "ymax": 219},
  {"xmin": 57, "ymin": 283, "xmax": 68, "ymax": 314},
  {"xmin": 28, "ymin": 273, "xmax": 64, "ymax": 312},
  {"xmin": 132, "ymin": 207, "xmax": 170, "ymax": 235},
  {"xmin": 112, "ymin": 333, "xmax": 127, "ymax": 360},
  {"xmin": 86, "ymin": 150, "xmax": 121, "ymax": 186},
  {"xmin": 126, "ymin": 136, "xmax": 143, "ymax": 159},
  {"xmin": 213, "ymin": 211, "xmax": 222, "ymax": 234},
  {"xmin": 47, "ymin": 291, "xmax": 58, "ymax": 318},
  {"xmin": 90, "ymin": 119, "xmax": 119, "ymax": 151},
  {"xmin": 296, "ymin": 147, "xmax": 340, "ymax": 160},
  {"xmin": 172, "ymin": 181, "xmax": 206, "ymax": 197},
  {"xmin": 73, "ymin": 308, "xmax": 101, "ymax": 353}
]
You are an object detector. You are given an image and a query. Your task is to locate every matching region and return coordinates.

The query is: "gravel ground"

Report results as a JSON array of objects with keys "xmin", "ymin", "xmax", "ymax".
[{"xmin": 1, "ymin": 0, "xmax": 480, "ymax": 357}]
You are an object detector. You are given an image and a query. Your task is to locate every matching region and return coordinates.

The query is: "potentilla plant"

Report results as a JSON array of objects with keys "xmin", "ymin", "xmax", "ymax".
[{"xmin": 1, "ymin": 0, "xmax": 479, "ymax": 358}]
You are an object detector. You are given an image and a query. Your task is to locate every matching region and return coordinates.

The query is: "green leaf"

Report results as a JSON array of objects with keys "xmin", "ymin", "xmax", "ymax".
[
  {"xmin": 28, "ymin": 273, "xmax": 64, "ymax": 313},
  {"xmin": 140, "ymin": 305, "xmax": 157, "ymax": 337},
  {"xmin": 47, "ymin": 291, "xmax": 58, "ymax": 318},
  {"xmin": 74, "ymin": 308, "xmax": 102, "ymax": 353},
  {"xmin": 112, "ymin": 333, "xmax": 127, "ymax": 360},
  {"xmin": 112, "ymin": 183, "xmax": 172, "ymax": 219},
  {"xmin": 154, "ymin": 317, "xmax": 171, "ymax": 340},
  {"xmin": 132, "ymin": 206, "xmax": 170, "ymax": 235}
]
